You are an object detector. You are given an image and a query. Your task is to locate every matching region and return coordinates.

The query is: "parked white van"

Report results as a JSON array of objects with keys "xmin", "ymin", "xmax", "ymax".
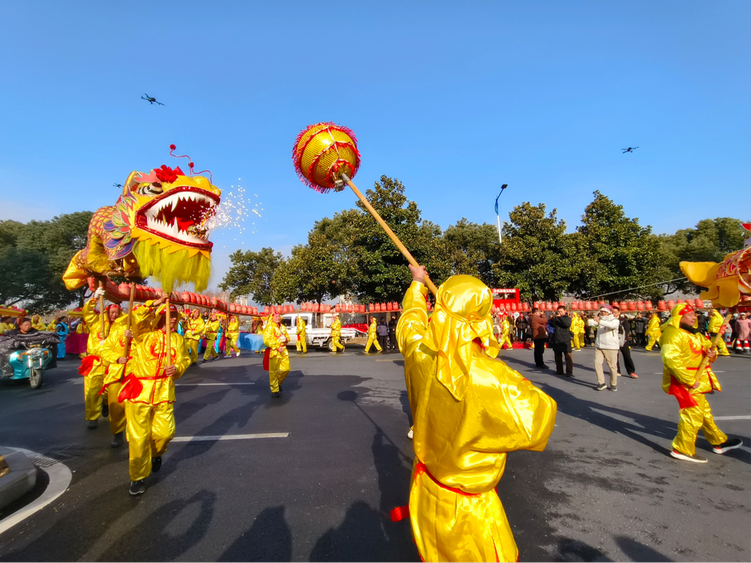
[{"xmin": 280, "ymin": 312, "xmax": 357, "ymax": 349}]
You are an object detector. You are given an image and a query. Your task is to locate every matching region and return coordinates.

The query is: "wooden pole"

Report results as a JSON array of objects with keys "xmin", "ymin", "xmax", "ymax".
[
  {"xmin": 124, "ymin": 282, "xmax": 136, "ymax": 357},
  {"xmin": 98, "ymin": 279, "xmax": 107, "ymax": 340},
  {"xmin": 165, "ymin": 297, "xmax": 172, "ymax": 369},
  {"xmin": 694, "ymin": 312, "xmax": 733, "ymax": 379},
  {"xmin": 342, "ymin": 173, "xmax": 438, "ymax": 296}
]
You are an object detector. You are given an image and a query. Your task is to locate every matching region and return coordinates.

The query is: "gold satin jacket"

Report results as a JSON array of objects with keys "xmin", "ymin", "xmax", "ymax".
[
  {"xmin": 367, "ymin": 319, "xmax": 377, "ymax": 339},
  {"xmin": 708, "ymin": 310, "xmax": 726, "ymax": 334},
  {"xmin": 296, "ymin": 317, "xmax": 307, "ymax": 338},
  {"xmin": 398, "ymin": 281, "xmax": 557, "ymax": 494},
  {"xmin": 646, "ymin": 313, "xmax": 662, "ymax": 337},
  {"xmin": 204, "ymin": 319, "xmax": 220, "ymax": 341},
  {"xmin": 263, "ymin": 322, "xmax": 290, "ymax": 358},
  {"xmin": 227, "ymin": 317, "xmax": 240, "ymax": 338},
  {"xmin": 330, "ymin": 317, "xmax": 341, "ymax": 337},
  {"xmin": 99, "ymin": 322, "xmax": 132, "ymax": 385},
  {"xmin": 660, "ymin": 304, "xmax": 720, "ymax": 395},
  {"xmin": 185, "ymin": 316, "xmax": 205, "ymax": 341},
  {"xmin": 122, "ymin": 301, "xmax": 190, "ymax": 405}
]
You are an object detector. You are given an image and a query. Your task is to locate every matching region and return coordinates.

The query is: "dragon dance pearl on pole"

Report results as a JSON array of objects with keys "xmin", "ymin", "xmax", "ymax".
[{"xmin": 292, "ymin": 122, "xmax": 438, "ymax": 295}]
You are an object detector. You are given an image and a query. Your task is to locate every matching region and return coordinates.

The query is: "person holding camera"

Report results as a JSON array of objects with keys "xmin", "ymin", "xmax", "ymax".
[
  {"xmin": 550, "ymin": 305, "xmax": 574, "ymax": 376},
  {"xmin": 594, "ymin": 305, "xmax": 620, "ymax": 391}
]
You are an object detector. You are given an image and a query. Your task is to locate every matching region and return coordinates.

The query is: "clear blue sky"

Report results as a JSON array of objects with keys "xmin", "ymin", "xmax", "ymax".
[{"xmin": 1, "ymin": 1, "xmax": 749, "ymax": 290}]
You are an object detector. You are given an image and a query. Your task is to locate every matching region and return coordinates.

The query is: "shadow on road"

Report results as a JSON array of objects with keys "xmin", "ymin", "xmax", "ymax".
[
  {"xmin": 219, "ymin": 506, "xmax": 292, "ymax": 562},
  {"xmin": 614, "ymin": 535, "xmax": 673, "ymax": 562},
  {"xmin": 99, "ymin": 490, "xmax": 216, "ymax": 561},
  {"xmin": 309, "ymin": 392, "xmax": 418, "ymax": 561}
]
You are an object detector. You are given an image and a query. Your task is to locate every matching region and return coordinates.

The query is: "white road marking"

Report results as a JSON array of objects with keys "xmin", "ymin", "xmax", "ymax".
[
  {"xmin": 713, "ymin": 416, "xmax": 751, "ymax": 421},
  {"xmin": 175, "ymin": 382, "xmax": 255, "ymax": 386},
  {"xmin": 172, "ymin": 433, "xmax": 289, "ymax": 443},
  {"xmin": 0, "ymin": 448, "xmax": 72, "ymax": 536}
]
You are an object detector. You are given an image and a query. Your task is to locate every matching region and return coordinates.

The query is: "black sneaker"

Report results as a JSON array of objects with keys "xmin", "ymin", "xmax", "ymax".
[
  {"xmin": 670, "ymin": 450, "xmax": 707, "ymax": 463},
  {"xmin": 129, "ymin": 480, "xmax": 146, "ymax": 495},
  {"xmin": 151, "ymin": 457, "xmax": 162, "ymax": 473},
  {"xmin": 713, "ymin": 438, "xmax": 743, "ymax": 455},
  {"xmin": 101, "ymin": 402, "xmax": 109, "ymax": 419},
  {"xmin": 88, "ymin": 419, "xmax": 98, "ymax": 429},
  {"xmin": 271, "ymin": 391, "xmax": 281, "ymax": 398},
  {"xmin": 595, "ymin": 384, "xmax": 607, "ymax": 391},
  {"xmin": 609, "ymin": 386, "xmax": 617, "ymax": 392},
  {"xmin": 111, "ymin": 431, "xmax": 124, "ymax": 448}
]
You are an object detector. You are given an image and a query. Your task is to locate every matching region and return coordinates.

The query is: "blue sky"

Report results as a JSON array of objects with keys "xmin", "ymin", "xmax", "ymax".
[{"xmin": 1, "ymin": 1, "xmax": 749, "ymax": 291}]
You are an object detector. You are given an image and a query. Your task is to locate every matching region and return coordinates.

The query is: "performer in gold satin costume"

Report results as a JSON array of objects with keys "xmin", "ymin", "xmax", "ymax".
[
  {"xmin": 397, "ymin": 265, "xmax": 557, "ymax": 562},
  {"xmin": 645, "ymin": 312, "xmax": 662, "ymax": 351},
  {"xmin": 498, "ymin": 314, "xmax": 513, "ymax": 350},
  {"xmin": 330, "ymin": 314, "xmax": 345, "ymax": 353},
  {"xmin": 118, "ymin": 297, "xmax": 190, "ymax": 495},
  {"xmin": 364, "ymin": 316, "xmax": 382, "ymax": 353},
  {"xmin": 98, "ymin": 310, "xmax": 132, "ymax": 447},
  {"xmin": 80, "ymin": 291, "xmax": 125, "ymax": 429},
  {"xmin": 226, "ymin": 314, "xmax": 241, "ymax": 358},
  {"xmin": 571, "ymin": 313, "xmax": 584, "ymax": 351},
  {"xmin": 707, "ymin": 309, "xmax": 730, "ymax": 356},
  {"xmin": 296, "ymin": 316, "xmax": 307, "ymax": 354},
  {"xmin": 263, "ymin": 313, "xmax": 290, "ymax": 397},
  {"xmin": 202, "ymin": 311, "xmax": 220, "ymax": 361},
  {"xmin": 184, "ymin": 309, "xmax": 204, "ymax": 365},
  {"xmin": 31, "ymin": 315, "xmax": 47, "ymax": 331},
  {"xmin": 660, "ymin": 303, "xmax": 741, "ymax": 463}
]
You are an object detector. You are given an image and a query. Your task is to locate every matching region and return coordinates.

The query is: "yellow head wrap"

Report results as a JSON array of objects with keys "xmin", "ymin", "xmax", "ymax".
[
  {"xmin": 664, "ymin": 302, "xmax": 697, "ymax": 330},
  {"xmin": 423, "ymin": 275, "xmax": 500, "ymax": 401}
]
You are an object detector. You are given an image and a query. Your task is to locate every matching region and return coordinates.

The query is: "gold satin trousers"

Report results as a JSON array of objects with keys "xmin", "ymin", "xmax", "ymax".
[
  {"xmin": 84, "ymin": 373, "xmax": 104, "ymax": 421},
  {"xmin": 673, "ymin": 394, "xmax": 727, "ymax": 456},
  {"xmin": 410, "ymin": 463, "xmax": 518, "ymax": 562},
  {"xmin": 269, "ymin": 355, "xmax": 290, "ymax": 393},
  {"xmin": 124, "ymin": 401, "xmax": 176, "ymax": 481},
  {"xmin": 364, "ymin": 335, "xmax": 381, "ymax": 353},
  {"xmin": 203, "ymin": 339, "xmax": 219, "ymax": 360},
  {"xmin": 187, "ymin": 340, "xmax": 199, "ymax": 363}
]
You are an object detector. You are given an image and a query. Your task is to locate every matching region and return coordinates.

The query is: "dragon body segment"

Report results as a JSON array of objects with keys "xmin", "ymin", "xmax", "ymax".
[{"xmin": 64, "ymin": 165, "xmax": 221, "ymax": 293}]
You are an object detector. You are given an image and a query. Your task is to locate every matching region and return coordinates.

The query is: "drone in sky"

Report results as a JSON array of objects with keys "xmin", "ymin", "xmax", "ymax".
[
  {"xmin": 622, "ymin": 146, "xmax": 639, "ymax": 154},
  {"xmin": 141, "ymin": 94, "xmax": 164, "ymax": 106},
  {"xmin": 113, "ymin": 183, "xmax": 123, "ymax": 188}
]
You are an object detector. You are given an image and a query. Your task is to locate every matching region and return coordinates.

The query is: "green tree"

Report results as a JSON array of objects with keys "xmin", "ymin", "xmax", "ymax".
[
  {"xmin": 573, "ymin": 191, "xmax": 663, "ymax": 300},
  {"xmin": 219, "ymin": 247, "xmax": 282, "ymax": 305},
  {"xmin": 0, "ymin": 213, "xmax": 93, "ymax": 312},
  {"xmin": 491, "ymin": 202, "xmax": 581, "ymax": 302},
  {"xmin": 347, "ymin": 176, "xmax": 451, "ymax": 302},
  {"xmin": 442, "ymin": 219, "xmax": 501, "ymax": 287}
]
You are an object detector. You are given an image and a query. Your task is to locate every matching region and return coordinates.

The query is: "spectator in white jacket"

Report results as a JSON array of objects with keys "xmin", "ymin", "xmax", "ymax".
[{"xmin": 594, "ymin": 305, "xmax": 621, "ymax": 392}]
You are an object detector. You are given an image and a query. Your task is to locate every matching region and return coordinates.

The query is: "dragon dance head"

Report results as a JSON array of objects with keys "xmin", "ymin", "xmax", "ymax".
[
  {"xmin": 63, "ymin": 149, "xmax": 222, "ymax": 294},
  {"xmin": 680, "ymin": 224, "xmax": 751, "ymax": 308},
  {"xmin": 112, "ymin": 164, "xmax": 221, "ymax": 292}
]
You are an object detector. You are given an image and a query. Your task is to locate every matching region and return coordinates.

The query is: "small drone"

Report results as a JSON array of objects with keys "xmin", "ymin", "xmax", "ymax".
[
  {"xmin": 113, "ymin": 183, "xmax": 123, "ymax": 188},
  {"xmin": 141, "ymin": 94, "xmax": 164, "ymax": 106},
  {"xmin": 622, "ymin": 146, "xmax": 639, "ymax": 154}
]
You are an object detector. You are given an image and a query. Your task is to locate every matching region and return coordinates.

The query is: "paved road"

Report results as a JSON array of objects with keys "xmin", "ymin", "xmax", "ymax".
[{"xmin": 0, "ymin": 346, "xmax": 749, "ymax": 561}]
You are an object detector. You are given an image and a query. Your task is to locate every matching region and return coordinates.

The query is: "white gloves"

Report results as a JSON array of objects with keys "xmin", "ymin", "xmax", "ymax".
[{"xmin": 94, "ymin": 287, "xmax": 106, "ymax": 299}]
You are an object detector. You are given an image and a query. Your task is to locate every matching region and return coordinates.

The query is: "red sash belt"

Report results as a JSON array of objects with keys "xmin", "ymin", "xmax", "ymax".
[
  {"xmin": 263, "ymin": 347, "xmax": 271, "ymax": 371},
  {"xmin": 668, "ymin": 375, "xmax": 698, "ymax": 409},
  {"xmin": 390, "ymin": 461, "xmax": 480, "ymax": 523},
  {"xmin": 117, "ymin": 373, "xmax": 170, "ymax": 403},
  {"xmin": 78, "ymin": 355, "xmax": 100, "ymax": 377}
]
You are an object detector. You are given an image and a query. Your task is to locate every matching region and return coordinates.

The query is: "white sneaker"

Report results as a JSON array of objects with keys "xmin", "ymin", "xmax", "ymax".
[
  {"xmin": 407, "ymin": 428, "xmax": 414, "ymax": 440},
  {"xmin": 670, "ymin": 450, "xmax": 707, "ymax": 463}
]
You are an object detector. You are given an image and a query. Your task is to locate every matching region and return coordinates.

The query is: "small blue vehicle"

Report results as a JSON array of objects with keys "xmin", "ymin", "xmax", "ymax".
[
  {"xmin": 0, "ymin": 333, "xmax": 58, "ymax": 389},
  {"xmin": 8, "ymin": 344, "xmax": 52, "ymax": 388}
]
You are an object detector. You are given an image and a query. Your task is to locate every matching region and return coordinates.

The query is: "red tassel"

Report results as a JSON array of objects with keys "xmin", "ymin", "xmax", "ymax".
[
  {"xmin": 390, "ymin": 505, "xmax": 410, "ymax": 522},
  {"xmin": 668, "ymin": 376, "xmax": 699, "ymax": 409},
  {"xmin": 117, "ymin": 374, "xmax": 143, "ymax": 403}
]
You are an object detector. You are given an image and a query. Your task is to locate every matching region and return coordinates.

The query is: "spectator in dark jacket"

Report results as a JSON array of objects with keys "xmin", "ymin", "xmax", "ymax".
[
  {"xmin": 613, "ymin": 305, "xmax": 638, "ymax": 378},
  {"xmin": 550, "ymin": 306, "xmax": 573, "ymax": 376},
  {"xmin": 529, "ymin": 308, "xmax": 549, "ymax": 369},
  {"xmin": 377, "ymin": 319, "xmax": 389, "ymax": 351},
  {"xmin": 633, "ymin": 313, "xmax": 647, "ymax": 347},
  {"xmin": 388, "ymin": 315, "xmax": 398, "ymax": 351}
]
